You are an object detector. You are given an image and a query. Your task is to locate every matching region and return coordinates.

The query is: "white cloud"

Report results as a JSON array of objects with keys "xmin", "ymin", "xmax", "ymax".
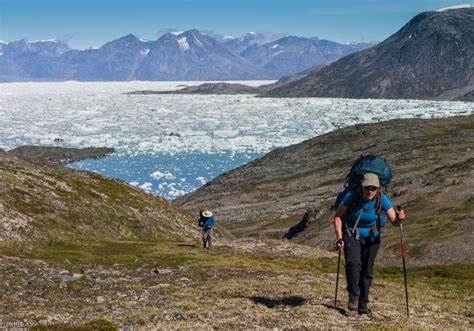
[{"xmin": 437, "ymin": 4, "xmax": 474, "ymax": 11}]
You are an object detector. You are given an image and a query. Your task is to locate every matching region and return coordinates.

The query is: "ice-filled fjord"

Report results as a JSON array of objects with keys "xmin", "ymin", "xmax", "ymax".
[{"xmin": 0, "ymin": 81, "xmax": 472, "ymax": 199}]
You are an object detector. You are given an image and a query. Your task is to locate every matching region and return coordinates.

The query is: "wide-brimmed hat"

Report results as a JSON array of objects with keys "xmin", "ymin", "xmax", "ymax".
[
  {"xmin": 362, "ymin": 173, "xmax": 380, "ymax": 188},
  {"xmin": 202, "ymin": 210, "xmax": 213, "ymax": 218}
]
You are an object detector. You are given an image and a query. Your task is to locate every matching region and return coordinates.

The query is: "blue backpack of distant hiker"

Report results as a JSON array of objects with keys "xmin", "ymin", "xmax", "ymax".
[{"xmin": 332, "ymin": 155, "xmax": 392, "ymax": 211}]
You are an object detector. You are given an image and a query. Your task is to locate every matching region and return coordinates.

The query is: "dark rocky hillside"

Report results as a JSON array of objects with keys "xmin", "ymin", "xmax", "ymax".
[
  {"xmin": 175, "ymin": 115, "xmax": 474, "ymax": 266},
  {"xmin": 261, "ymin": 8, "xmax": 474, "ymax": 100}
]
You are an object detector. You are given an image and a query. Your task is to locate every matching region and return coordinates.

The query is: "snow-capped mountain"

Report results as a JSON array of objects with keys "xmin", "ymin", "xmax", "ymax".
[
  {"xmin": 134, "ymin": 30, "xmax": 265, "ymax": 80},
  {"xmin": 241, "ymin": 36, "xmax": 377, "ymax": 78},
  {"xmin": 0, "ymin": 39, "xmax": 71, "ymax": 80},
  {"xmin": 70, "ymin": 34, "xmax": 150, "ymax": 81},
  {"xmin": 224, "ymin": 32, "xmax": 286, "ymax": 54},
  {"xmin": 28, "ymin": 39, "xmax": 71, "ymax": 57},
  {"xmin": 0, "ymin": 30, "xmax": 377, "ymax": 81}
]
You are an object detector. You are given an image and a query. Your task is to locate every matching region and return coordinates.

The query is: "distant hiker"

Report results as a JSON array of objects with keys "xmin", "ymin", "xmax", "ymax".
[
  {"xmin": 198, "ymin": 209, "xmax": 215, "ymax": 249},
  {"xmin": 334, "ymin": 172, "xmax": 405, "ymax": 315}
]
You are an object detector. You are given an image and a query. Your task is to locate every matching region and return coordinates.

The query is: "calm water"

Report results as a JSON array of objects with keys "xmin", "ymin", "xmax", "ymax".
[{"xmin": 69, "ymin": 150, "xmax": 264, "ymax": 199}]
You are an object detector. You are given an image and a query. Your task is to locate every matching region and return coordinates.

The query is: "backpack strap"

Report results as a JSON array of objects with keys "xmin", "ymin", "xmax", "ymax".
[
  {"xmin": 351, "ymin": 210, "xmax": 363, "ymax": 240},
  {"xmin": 375, "ymin": 191, "xmax": 383, "ymax": 232}
]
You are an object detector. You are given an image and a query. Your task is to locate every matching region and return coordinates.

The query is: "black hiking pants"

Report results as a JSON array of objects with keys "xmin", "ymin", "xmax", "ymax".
[{"xmin": 343, "ymin": 233, "xmax": 380, "ymax": 306}]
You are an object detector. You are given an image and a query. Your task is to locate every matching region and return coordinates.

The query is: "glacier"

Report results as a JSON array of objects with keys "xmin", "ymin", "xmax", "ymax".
[{"xmin": 0, "ymin": 81, "xmax": 472, "ymax": 199}]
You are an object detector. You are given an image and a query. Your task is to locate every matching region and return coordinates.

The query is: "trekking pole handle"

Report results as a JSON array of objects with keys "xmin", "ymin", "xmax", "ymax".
[{"xmin": 397, "ymin": 205, "xmax": 403, "ymax": 223}]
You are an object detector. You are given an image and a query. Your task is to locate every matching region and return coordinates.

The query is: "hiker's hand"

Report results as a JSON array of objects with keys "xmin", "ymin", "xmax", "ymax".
[
  {"xmin": 335, "ymin": 239, "xmax": 344, "ymax": 251},
  {"xmin": 396, "ymin": 209, "xmax": 405, "ymax": 222}
]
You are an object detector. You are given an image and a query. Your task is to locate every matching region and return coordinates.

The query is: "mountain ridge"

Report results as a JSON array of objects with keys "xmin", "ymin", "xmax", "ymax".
[{"xmin": 0, "ymin": 31, "xmax": 375, "ymax": 82}]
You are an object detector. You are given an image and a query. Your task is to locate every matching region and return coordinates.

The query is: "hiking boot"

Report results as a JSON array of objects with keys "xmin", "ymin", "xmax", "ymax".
[
  {"xmin": 348, "ymin": 296, "xmax": 359, "ymax": 311},
  {"xmin": 358, "ymin": 301, "xmax": 370, "ymax": 315}
]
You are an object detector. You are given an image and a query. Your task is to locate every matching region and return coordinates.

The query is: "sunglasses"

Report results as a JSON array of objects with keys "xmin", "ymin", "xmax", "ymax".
[{"xmin": 363, "ymin": 186, "xmax": 378, "ymax": 191}]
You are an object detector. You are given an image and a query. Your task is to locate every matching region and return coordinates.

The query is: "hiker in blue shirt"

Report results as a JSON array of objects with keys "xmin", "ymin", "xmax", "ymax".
[
  {"xmin": 198, "ymin": 209, "xmax": 215, "ymax": 249},
  {"xmin": 334, "ymin": 173, "xmax": 405, "ymax": 314}
]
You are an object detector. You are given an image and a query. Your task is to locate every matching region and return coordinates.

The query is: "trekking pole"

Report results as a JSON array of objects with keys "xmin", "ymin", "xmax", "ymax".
[
  {"xmin": 334, "ymin": 248, "xmax": 342, "ymax": 308},
  {"xmin": 397, "ymin": 205, "xmax": 409, "ymax": 318}
]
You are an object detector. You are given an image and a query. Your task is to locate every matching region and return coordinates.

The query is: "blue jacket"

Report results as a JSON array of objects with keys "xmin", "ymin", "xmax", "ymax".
[{"xmin": 198, "ymin": 216, "xmax": 215, "ymax": 229}]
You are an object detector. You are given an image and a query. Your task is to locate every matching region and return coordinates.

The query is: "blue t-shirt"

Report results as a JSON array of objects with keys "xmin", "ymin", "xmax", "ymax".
[{"xmin": 341, "ymin": 191, "xmax": 393, "ymax": 237}]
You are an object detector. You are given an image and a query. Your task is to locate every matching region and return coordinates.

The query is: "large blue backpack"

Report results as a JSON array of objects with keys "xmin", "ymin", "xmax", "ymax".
[
  {"xmin": 332, "ymin": 155, "xmax": 392, "ymax": 210},
  {"xmin": 345, "ymin": 154, "xmax": 392, "ymax": 191}
]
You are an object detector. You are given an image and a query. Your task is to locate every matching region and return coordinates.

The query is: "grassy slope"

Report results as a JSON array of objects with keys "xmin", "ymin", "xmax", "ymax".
[{"xmin": 0, "ymin": 149, "xmax": 198, "ymax": 248}]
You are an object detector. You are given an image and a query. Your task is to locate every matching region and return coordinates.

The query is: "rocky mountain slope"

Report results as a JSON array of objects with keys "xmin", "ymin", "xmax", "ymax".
[
  {"xmin": 0, "ymin": 148, "xmax": 197, "ymax": 245},
  {"xmin": 240, "ymin": 37, "xmax": 374, "ymax": 79},
  {"xmin": 261, "ymin": 8, "xmax": 474, "ymax": 101},
  {"xmin": 175, "ymin": 115, "xmax": 474, "ymax": 266}
]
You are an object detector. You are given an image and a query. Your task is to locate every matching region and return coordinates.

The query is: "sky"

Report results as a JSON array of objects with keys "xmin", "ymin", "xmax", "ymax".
[{"xmin": 0, "ymin": 0, "xmax": 471, "ymax": 49}]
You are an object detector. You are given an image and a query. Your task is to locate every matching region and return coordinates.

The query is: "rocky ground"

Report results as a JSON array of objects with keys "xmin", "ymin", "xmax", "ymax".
[{"xmin": 0, "ymin": 239, "xmax": 472, "ymax": 329}]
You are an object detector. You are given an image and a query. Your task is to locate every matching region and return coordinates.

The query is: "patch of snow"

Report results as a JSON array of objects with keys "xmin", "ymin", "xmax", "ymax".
[
  {"xmin": 223, "ymin": 36, "xmax": 235, "ymax": 40},
  {"xmin": 271, "ymin": 50, "xmax": 284, "ymax": 56},
  {"xmin": 272, "ymin": 44, "xmax": 279, "ymax": 49},
  {"xmin": 31, "ymin": 38, "xmax": 59, "ymax": 43},
  {"xmin": 437, "ymin": 4, "xmax": 474, "ymax": 11},
  {"xmin": 139, "ymin": 182, "xmax": 153, "ymax": 192},
  {"xmin": 138, "ymin": 38, "xmax": 149, "ymax": 42},
  {"xmin": 140, "ymin": 49, "xmax": 150, "ymax": 56},
  {"xmin": 177, "ymin": 37, "xmax": 189, "ymax": 50},
  {"xmin": 171, "ymin": 31, "xmax": 184, "ymax": 36}
]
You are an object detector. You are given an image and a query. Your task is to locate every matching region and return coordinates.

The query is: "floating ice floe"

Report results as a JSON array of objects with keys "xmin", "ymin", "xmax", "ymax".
[{"xmin": 150, "ymin": 170, "xmax": 176, "ymax": 180}]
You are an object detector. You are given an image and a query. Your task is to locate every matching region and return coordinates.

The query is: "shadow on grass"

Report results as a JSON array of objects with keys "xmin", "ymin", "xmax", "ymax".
[
  {"xmin": 250, "ymin": 296, "xmax": 306, "ymax": 308},
  {"xmin": 321, "ymin": 303, "xmax": 348, "ymax": 316},
  {"xmin": 176, "ymin": 243, "xmax": 198, "ymax": 248}
]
